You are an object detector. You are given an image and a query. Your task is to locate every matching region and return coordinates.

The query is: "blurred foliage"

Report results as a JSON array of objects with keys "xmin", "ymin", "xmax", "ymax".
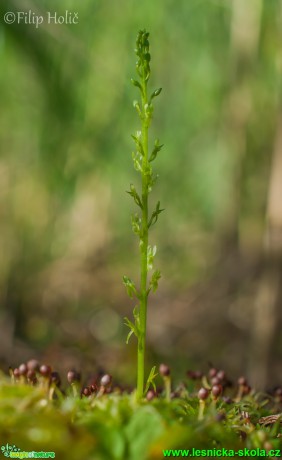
[
  {"xmin": 0, "ymin": 371, "xmax": 281, "ymax": 460},
  {"xmin": 0, "ymin": 0, "xmax": 281, "ymax": 382}
]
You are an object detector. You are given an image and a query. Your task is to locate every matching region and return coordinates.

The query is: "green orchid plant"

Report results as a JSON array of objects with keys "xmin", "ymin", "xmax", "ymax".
[{"xmin": 123, "ymin": 30, "xmax": 164, "ymax": 400}]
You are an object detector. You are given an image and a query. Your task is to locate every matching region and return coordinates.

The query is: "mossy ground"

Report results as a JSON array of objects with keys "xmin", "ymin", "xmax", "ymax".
[{"xmin": 0, "ymin": 367, "xmax": 281, "ymax": 460}]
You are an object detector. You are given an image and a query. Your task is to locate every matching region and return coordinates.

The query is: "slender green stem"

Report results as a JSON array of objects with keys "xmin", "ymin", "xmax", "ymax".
[
  {"xmin": 137, "ymin": 78, "xmax": 149, "ymax": 400},
  {"xmin": 164, "ymin": 376, "xmax": 171, "ymax": 402},
  {"xmin": 124, "ymin": 30, "xmax": 163, "ymax": 400}
]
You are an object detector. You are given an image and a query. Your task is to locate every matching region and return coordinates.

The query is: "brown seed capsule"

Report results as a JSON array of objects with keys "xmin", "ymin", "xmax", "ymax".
[
  {"xmin": 13, "ymin": 368, "xmax": 20, "ymax": 379},
  {"xmin": 212, "ymin": 384, "xmax": 223, "ymax": 398},
  {"xmin": 100, "ymin": 374, "xmax": 112, "ymax": 387},
  {"xmin": 211, "ymin": 376, "xmax": 221, "ymax": 386},
  {"xmin": 18, "ymin": 363, "xmax": 28, "ymax": 376},
  {"xmin": 40, "ymin": 364, "xmax": 51, "ymax": 377},
  {"xmin": 27, "ymin": 359, "xmax": 40, "ymax": 372},
  {"xmin": 146, "ymin": 390, "xmax": 156, "ymax": 401},
  {"xmin": 209, "ymin": 368, "xmax": 217, "ymax": 378},
  {"xmin": 159, "ymin": 363, "xmax": 170, "ymax": 377},
  {"xmin": 238, "ymin": 376, "xmax": 247, "ymax": 386},
  {"xmin": 198, "ymin": 388, "xmax": 209, "ymax": 401},
  {"xmin": 67, "ymin": 370, "xmax": 80, "ymax": 384},
  {"xmin": 82, "ymin": 387, "xmax": 91, "ymax": 397},
  {"xmin": 216, "ymin": 370, "xmax": 226, "ymax": 381}
]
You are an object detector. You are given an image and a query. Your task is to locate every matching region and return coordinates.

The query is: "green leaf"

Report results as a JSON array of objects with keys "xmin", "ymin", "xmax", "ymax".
[
  {"xmin": 126, "ymin": 328, "xmax": 134, "ymax": 345},
  {"xmin": 123, "ymin": 275, "xmax": 138, "ymax": 299},
  {"xmin": 148, "ymin": 201, "xmax": 164, "ymax": 228},
  {"xmin": 126, "ymin": 184, "xmax": 143, "ymax": 209},
  {"xmin": 144, "ymin": 366, "xmax": 158, "ymax": 394},
  {"xmin": 101, "ymin": 427, "xmax": 126, "ymax": 460},
  {"xmin": 149, "ymin": 139, "xmax": 164, "ymax": 162},
  {"xmin": 124, "ymin": 306, "xmax": 140, "ymax": 344},
  {"xmin": 125, "ymin": 406, "xmax": 163, "ymax": 460},
  {"xmin": 124, "ymin": 317, "xmax": 139, "ymax": 344}
]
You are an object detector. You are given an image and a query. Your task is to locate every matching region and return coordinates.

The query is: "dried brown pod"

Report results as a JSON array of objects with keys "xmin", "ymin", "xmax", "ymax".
[{"xmin": 258, "ymin": 414, "xmax": 282, "ymax": 426}]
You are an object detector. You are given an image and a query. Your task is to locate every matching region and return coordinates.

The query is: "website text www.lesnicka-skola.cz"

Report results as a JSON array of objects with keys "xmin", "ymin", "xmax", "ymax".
[{"xmin": 162, "ymin": 447, "xmax": 281, "ymax": 457}]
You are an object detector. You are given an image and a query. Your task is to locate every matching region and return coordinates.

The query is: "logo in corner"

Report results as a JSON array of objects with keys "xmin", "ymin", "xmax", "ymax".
[{"xmin": 1, "ymin": 445, "xmax": 21, "ymax": 458}]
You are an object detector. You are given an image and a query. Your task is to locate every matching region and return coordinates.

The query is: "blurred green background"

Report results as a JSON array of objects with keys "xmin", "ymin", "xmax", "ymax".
[{"xmin": 0, "ymin": 0, "xmax": 281, "ymax": 389}]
